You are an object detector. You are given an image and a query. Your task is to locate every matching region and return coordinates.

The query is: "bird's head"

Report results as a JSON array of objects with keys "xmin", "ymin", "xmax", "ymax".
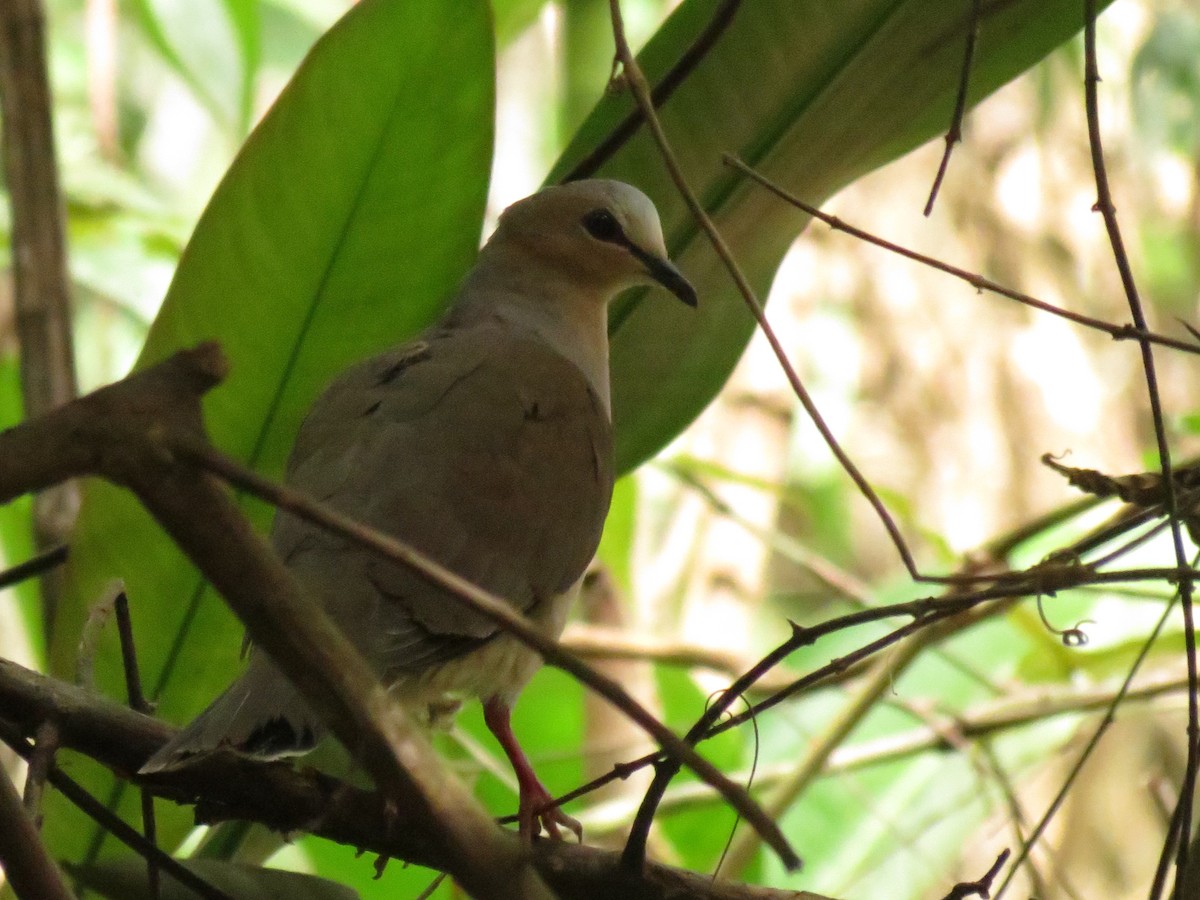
[{"xmin": 488, "ymin": 179, "xmax": 697, "ymax": 308}]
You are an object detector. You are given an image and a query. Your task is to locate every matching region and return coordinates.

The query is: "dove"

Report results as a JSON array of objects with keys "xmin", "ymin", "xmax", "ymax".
[{"xmin": 140, "ymin": 179, "xmax": 697, "ymax": 839}]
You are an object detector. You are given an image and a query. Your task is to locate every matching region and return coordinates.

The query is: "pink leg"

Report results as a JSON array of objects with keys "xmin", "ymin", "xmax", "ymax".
[{"xmin": 483, "ymin": 696, "xmax": 581, "ymax": 842}]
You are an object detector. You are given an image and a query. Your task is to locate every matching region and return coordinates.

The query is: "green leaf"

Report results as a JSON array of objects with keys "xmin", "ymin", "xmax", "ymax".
[
  {"xmin": 46, "ymin": 0, "xmax": 494, "ymax": 863},
  {"xmin": 548, "ymin": 0, "xmax": 1115, "ymax": 473}
]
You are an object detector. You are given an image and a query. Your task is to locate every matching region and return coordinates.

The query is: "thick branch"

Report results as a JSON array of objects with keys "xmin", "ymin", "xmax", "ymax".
[{"xmin": 0, "ymin": 658, "xmax": 836, "ymax": 900}]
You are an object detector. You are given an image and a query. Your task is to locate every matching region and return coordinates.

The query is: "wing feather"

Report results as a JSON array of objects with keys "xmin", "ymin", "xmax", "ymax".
[{"xmin": 270, "ymin": 323, "xmax": 614, "ymax": 677}]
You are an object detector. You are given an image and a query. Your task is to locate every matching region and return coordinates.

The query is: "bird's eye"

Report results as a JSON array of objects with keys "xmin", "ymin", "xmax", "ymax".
[{"xmin": 582, "ymin": 208, "xmax": 624, "ymax": 244}]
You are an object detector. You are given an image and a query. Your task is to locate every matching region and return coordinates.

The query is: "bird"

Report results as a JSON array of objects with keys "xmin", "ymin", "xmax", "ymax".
[{"xmin": 140, "ymin": 179, "xmax": 697, "ymax": 840}]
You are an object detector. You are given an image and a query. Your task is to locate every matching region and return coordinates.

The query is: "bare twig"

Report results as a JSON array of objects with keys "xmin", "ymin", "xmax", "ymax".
[
  {"xmin": 719, "ymin": 634, "xmax": 929, "ymax": 877},
  {"xmin": 973, "ymin": 743, "xmax": 1052, "ymax": 898},
  {"xmin": 603, "ymin": 0, "xmax": 923, "ymax": 597},
  {"xmin": 724, "ymin": 156, "xmax": 1200, "ymax": 357},
  {"xmin": 0, "ymin": 543, "xmax": 69, "ymax": 591},
  {"xmin": 115, "ymin": 591, "xmax": 161, "ymax": 900},
  {"xmin": 114, "ymin": 592, "xmax": 151, "ymax": 716},
  {"xmin": 665, "ymin": 461, "xmax": 874, "ymax": 607},
  {"xmin": 547, "ymin": 556, "xmax": 1196, "ymax": 834},
  {"xmin": 0, "ymin": 0, "xmax": 80, "ymax": 636},
  {"xmin": 924, "ymin": 0, "xmax": 982, "ymax": 216},
  {"xmin": 580, "ymin": 667, "xmax": 1192, "ymax": 832},
  {"xmin": 995, "ymin": 558, "xmax": 1191, "ymax": 898},
  {"xmin": 0, "ymin": 757, "xmax": 76, "ymax": 900},
  {"xmin": 562, "ymin": 0, "xmax": 744, "ymax": 182},
  {"xmin": 1078, "ymin": 0, "xmax": 1199, "ymax": 888}
]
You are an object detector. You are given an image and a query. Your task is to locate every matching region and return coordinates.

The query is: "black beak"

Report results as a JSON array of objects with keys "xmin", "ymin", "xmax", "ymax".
[{"xmin": 630, "ymin": 246, "xmax": 698, "ymax": 307}]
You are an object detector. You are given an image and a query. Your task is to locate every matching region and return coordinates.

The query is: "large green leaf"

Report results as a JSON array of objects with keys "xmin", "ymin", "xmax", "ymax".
[
  {"xmin": 46, "ymin": 0, "xmax": 494, "ymax": 863},
  {"xmin": 547, "ymin": 0, "xmax": 1114, "ymax": 472}
]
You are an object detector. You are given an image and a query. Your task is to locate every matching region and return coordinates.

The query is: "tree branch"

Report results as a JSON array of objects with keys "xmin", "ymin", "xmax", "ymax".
[{"xmin": 561, "ymin": 0, "xmax": 744, "ymax": 182}]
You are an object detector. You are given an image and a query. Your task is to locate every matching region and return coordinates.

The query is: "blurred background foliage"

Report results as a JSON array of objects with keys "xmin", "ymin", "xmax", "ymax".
[{"xmin": 2, "ymin": 0, "xmax": 1200, "ymax": 898}]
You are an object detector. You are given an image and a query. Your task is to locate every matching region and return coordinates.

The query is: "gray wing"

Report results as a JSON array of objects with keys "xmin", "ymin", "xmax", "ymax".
[{"xmin": 270, "ymin": 324, "xmax": 615, "ymax": 678}]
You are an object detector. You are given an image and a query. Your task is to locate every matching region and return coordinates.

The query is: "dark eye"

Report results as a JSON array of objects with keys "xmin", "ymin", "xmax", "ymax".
[{"xmin": 582, "ymin": 208, "xmax": 624, "ymax": 243}]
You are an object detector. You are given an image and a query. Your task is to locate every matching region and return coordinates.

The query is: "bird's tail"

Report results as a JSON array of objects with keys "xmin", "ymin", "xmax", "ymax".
[{"xmin": 139, "ymin": 654, "xmax": 324, "ymax": 774}]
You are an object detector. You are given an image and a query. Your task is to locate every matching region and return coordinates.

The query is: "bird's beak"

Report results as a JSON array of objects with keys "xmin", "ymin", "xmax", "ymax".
[{"xmin": 630, "ymin": 246, "xmax": 698, "ymax": 307}]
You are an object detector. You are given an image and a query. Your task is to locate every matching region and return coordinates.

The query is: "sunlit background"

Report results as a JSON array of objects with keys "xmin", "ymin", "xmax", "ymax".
[{"xmin": 3, "ymin": 1, "xmax": 1200, "ymax": 898}]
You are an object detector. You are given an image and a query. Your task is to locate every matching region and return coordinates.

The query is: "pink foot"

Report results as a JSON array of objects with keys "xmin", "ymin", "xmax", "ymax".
[
  {"xmin": 484, "ymin": 696, "xmax": 582, "ymax": 842},
  {"xmin": 518, "ymin": 778, "xmax": 582, "ymax": 842}
]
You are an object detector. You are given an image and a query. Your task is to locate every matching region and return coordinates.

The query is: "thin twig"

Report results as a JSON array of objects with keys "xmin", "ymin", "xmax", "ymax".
[
  {"xmin": 669, "ymin": 460, "xmax": 1010, "ymax": 693},
  {"xmin": 973, "ymin": 743, "xmax": 1052, "ymax": 899},
  {"xmin": 621, "ymin": 626, "xmax": 803, "ymax": 870},
  {"xmin": 115, "ymin": 592, "xmax": 151, "ymax": 715},
  {"xmin": 1079, "ymin": 0, "xmax": 1199, "ymax": 888},
  {"xmin": 712, "ymin": 693, "xmax": 759, "ymax": 880},
  {"xmin": 724, "ymin": 155, "xmax": 1200, "ymax": 357},
  {"xmin": 924, "ymin": 0, "xmax": 982, "ymax": 216},
  {"xmin": 719, "ymin": 629, "xmax": 935, "ymax": 876},
  {"xmin": 578, "ymin": 667, "xmax": 1192, "ymax": 833},
  {"xmin": 554, "ymin": 472, "xmax": 1196, "ymax": 838},
  {"xmin": 603, "ymin": 4, "xmax": 922, "ymax": 593},
  {"xmin": 115, "ymin": 591, "xmax": 161, "ymax": 900},
  {"xmin": 562, "ymin": 0, "xmax": 744, "ymax": 182},
  {"xmin": 545, "ymin": 555, "xmax": 1198, "ymax": 826},
  {"xmin": 0, "ymin": 543, "xmax": 69, "ymax": 591},
  {"xmin": 994, "ymin": 558, "xmax": 1193, "ymax": 897}
]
